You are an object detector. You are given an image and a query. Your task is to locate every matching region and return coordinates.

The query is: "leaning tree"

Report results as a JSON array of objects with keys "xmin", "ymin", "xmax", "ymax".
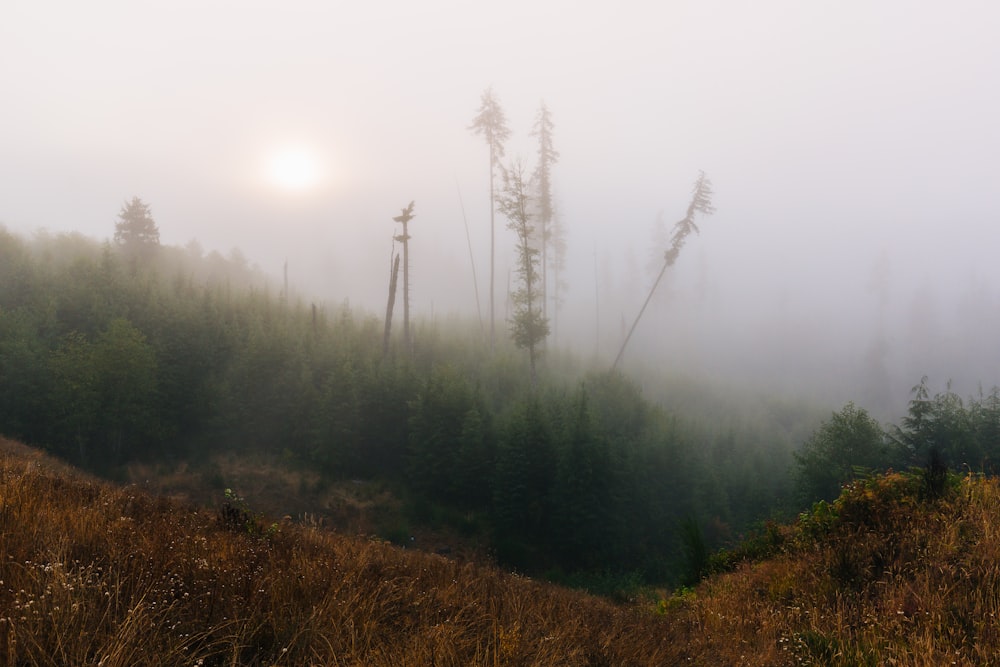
[{"xmin": 612, "ymin": 171, "xmax": 715, "ymax": 371}]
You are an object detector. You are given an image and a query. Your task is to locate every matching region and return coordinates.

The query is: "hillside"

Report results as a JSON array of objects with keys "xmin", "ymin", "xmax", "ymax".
[
  {"xmin": 4, "ymin": 436, "xmax": 1000, "ymax": 665},
  {"xmin": 677, "ymin": 469, "xmax": 1000, "ymax": 665},
  {"xmin": 0, "ymin": 227, "xmax": 818, "ymax": 585},
  {"xmin": 0, "ymin": 438, "xmax": 677, "ymax": 665}
]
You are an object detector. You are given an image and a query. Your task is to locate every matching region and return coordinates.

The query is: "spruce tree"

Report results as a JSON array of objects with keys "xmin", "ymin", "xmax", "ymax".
[
  {"xmin": 530, "ymin": 102, "xmax": 559, "ymax": 320},
  {"xmin": 498, "ymin": 161, "xmax": 549, "ymax": 385},
  {"xmin": 468, "ymin": 87, "xmax": 510, "ymax": 351},
  {"xmin": 113, "ymin": 196, "xmax": 160, "ymax": 258}
]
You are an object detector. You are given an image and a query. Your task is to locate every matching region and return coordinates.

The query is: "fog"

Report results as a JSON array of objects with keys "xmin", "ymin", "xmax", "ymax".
[{"xmin": 3, "ymin": 1, "xmax": 999, "ymax": 413}]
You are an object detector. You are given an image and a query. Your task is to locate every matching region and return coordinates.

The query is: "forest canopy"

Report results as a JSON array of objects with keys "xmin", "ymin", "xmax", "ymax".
[{"xmin": 1, "ymin": 225, "xmax": 994, "ymax": 586}]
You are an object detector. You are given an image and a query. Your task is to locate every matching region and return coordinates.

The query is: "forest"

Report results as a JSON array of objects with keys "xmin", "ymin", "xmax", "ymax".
[{"xmin": 4, "ymin": 218, "xmax": 1000, "ymax": 591}]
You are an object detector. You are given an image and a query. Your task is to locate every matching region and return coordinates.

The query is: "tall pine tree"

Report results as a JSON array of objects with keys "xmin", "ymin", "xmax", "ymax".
[
  {"xmin": 531, "ymin": 102, "xmax": 559, "ymax": 321},
  {"xmin": 468, "ymin": 87, "xmax": 510, "ymax": 351},
  {"xmin": 499, "ymin": 161, "xmax": 549, "ymax": 385}
]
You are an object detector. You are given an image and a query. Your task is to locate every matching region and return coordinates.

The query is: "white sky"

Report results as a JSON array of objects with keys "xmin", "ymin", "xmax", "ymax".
[{"xmin": 3, "ymin": 0, "xmax": 1000, "ymax": 402}]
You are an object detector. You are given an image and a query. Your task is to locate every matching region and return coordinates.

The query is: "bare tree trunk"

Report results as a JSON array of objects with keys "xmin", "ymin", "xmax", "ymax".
[
  {"xmin": 612, "ymin": 260, "xmax": 668, "ymax": 371},
  {"xmin": 402, "ymin": 221, "xmax": 410, "ymax": 349},
  {"xmin": 383, "ymin": 254, "xmax": 400, "ymax": 357},
  {"xmin": 489, "ymin": 144, "xmax": 496, "ymax": 352},
  {"xmin": 457, "ymin": 182, "xmax": 485, "ymax": 339}
]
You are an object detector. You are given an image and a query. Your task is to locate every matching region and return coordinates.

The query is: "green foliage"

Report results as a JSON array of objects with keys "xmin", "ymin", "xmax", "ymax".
[
  {"xmin": 220, "ymin": 487, "xmax": 279, "ymax": 539},
  {"xmin": 706, "ymin": 519, "xmax": 788, "ymax": 576},
  {"xmin": 498, "ymin": 161, "xmax": 549, "ymax": 382},
  {"xmin": 795, "ymin": 402, "xmax": 888, "ymax": 502},
  {"xmin": 493, "ymin": 395, "xmax": 555, "ymax": 542},
  {"xmin": 892, "ymin": 377, "xmax": 992, "ymax": 471},
  {"xmin": 16, "ymin": 225, "xmax": 985, "ymax": 589},
  {"xmin": 550, "ymin": 389, "xmax": 619, "ymax": 569},
  {"xmin": 406, "ymin": 366, "xmax": 493, "ymax": 507}
]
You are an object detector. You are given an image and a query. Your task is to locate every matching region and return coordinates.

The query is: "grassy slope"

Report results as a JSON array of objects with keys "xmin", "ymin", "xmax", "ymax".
[
  {"xmin": 0, "ymin": 438, "xmax": 678, "ymax": 666},
  {"xmin": 4, "ymin": 436, "xmax": 1000, "ymax": 665},
  {"xmin": 676, "ymin": 471, "xmax": 1000, "ymax": 665}
]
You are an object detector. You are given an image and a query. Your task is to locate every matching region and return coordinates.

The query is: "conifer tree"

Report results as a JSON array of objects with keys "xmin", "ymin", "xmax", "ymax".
[
  {"xmin": 469, "ymin": 87, "xmax": 510, "ymax": 351},
  {"xmin": 113, "ymin": 196, "xmax": 160, "ymax": 258},
  {"xmin": 530, "ymin": 102, "xmax": 559, "ymax": 320},
  {"xmin": 498, "ymin": 161, "xmax": 549, "ymax": 385}
]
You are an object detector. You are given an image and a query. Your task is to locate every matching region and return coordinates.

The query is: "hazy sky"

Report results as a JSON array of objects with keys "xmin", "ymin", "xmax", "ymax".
[{"xmin": 3, "ymin": 1, "xmax": 1000, "ymax": 402}]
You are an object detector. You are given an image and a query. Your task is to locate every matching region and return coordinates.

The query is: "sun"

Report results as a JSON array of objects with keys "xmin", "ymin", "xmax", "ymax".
[{"xmin": 266, "ymin": 146, "xmax": 324, "ymax": 191}]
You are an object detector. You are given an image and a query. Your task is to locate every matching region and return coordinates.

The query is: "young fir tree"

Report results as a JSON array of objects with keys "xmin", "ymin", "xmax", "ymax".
[
  {"xmin": 498, "ymin": 161, "xmax": 549, "ymax": 385},
  {"xmin": 468, "ymin": 87, "xmax": 511, "ymax": 351},
  {"xmin": 113, "ymin": 196, "xmax": 160, "ymax": 259}
]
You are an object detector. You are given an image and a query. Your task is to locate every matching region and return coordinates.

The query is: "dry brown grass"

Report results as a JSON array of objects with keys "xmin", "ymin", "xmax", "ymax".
[
  {"xmin": 0, "ymin": 440, "xmax": 681, "ymax": 666},
  {"xmin": 673, "ymin": 471, "xmax": 1000, "ymax": 666},
  {"xmin": 7, "ymin": 436, "xmax": 1000, "ymax": 665}
]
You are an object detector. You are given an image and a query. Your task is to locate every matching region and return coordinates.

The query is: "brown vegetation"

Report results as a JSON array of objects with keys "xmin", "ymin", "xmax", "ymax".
[
  {"xmin": 0, "ymin": 439, "xmax": 678, "ymax": 665},
  {"xmin": 674, "ymin": 471, "xmax": 1000, "ymax": 665},
  {"xmin": 5, "ymin": 436, "xmax": 1000, "ymax": 665}
]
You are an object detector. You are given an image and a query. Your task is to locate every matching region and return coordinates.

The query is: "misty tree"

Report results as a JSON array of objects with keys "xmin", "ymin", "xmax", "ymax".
[
  {"xmin": 795, "ymin": 402, "xmax": 887, "ymax": 502},
  {"xmin": 113, "ymin": 196, "xmax": 160, "ymax": 258},
  {"xmin": 530, "ymin": 101, "xmax": 559, "ymax": 321},
  {"xmin": 548, "ymin": 211, "xmax": 569, "ymax": 344},
  {"xmin": 499, "ymin": 161, "xmax": 549, "ymax": 385},
  {"xmin": 468, "ymin": 87, "xmax": 511, "ymax": 351},
  {"xmin": 613, "ymin": 171, "xmax": 715, "ymax": 371},
  {"xmin": 393, "ymin": 201, "xmax": 416, "ymax": 350}
]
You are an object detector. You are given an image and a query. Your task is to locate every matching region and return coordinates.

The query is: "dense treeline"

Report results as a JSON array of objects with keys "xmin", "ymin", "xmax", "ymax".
[
  {"xmin": 0, "ymin": 227, "xmax": 817, "ymax": 583},
  {"xmin": 796, "ymin": 380, "xmax": 1000, "ymax": 503}
]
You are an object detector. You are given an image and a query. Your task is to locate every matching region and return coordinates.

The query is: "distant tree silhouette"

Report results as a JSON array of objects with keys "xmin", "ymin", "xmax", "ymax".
[
  {"xmin": 499, "ymin": 161, "xmax": 549, "ymax": 385},
  {"xmin": 613, "ymin": 171, "xmax": 715, "ymax": 371},
  {"xmin": 469, "ymin": 87, "xmax": 510, "ymax": 351},
  {"xmin": 795, "ymin": 402, "xmax": 887, "ymax": 502},
  {"xmin": 113, "ymin": 196, "xmax": 160, "ymax": 258},
  {"xmin": 393, "ymin": 201, "xmax": 416, "ymax": 350},
  {"xmin": 530, "ymin": 101, "xmax": 559, "ymax": 321}
]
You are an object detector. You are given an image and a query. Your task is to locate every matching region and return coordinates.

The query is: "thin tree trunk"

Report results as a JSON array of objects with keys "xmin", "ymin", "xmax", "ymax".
[
  {"xmin": 383, "ymin": 254, "xmax": 400, "ymax": 357},
  {"xmin": 489, "ymin": 143, "xmax": 496, "ymax": 352},
  {"xmin": 612, "ymin": 259, "xmax": 668, "ymax": 372},
  {"xmin": 402, "ymin": 221, "xmax": 410, "ymax": 349},
  {"xmin": 457, "ymin": 182, "xmax": 485, "ymax": 338}
]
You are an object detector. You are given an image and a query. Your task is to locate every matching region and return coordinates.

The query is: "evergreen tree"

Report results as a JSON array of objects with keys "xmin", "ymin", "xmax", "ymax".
[
  {"xmin": 891, "ymin": 378, "xmax": 979, "ymax": 471},
  {"xmin": 551, "ymin": 389, "xmax": 616, "ymax": 568},
  {"xmin": 92, "ymin": 317, "xmax": 160, "ymax": 462},
  {"xmin": 530, "ymin": 102, "xmax": 559, "ymax": 320},
  {"xmin": 468, "ymin": 87, "xmax": 511, "ymax": 351},
  {"xmin": 406, "ymin": 367, "xmax": 474, "ymax": 503},
  {"xmin": 493, "ymin": 396, "xmax": 555, "ymax": 548},
  {"xmin": 114, "ymin": 197, "xmax": 160, "ymax": 258},
  {"xmin": 498, "ymin": 161, "xmax": 549, "ymax": 385},
  {"xmin": 795, "ymin": 402, "xmax": 887, "ymax": 502}
]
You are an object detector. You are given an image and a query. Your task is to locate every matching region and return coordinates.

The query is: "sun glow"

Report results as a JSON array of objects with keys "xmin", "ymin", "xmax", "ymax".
[{"xmin": 266, "ymin": 146, "xmax": 324, "ymax": 191}]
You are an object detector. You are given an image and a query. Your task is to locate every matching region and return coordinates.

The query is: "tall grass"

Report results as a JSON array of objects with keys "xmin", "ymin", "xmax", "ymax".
[
  {"xmin": 0, "ymin": 438, "xmax": 677, "ymax": 665},
  {"xmin": 7, "ymin": 435, "xmax": 1000, "ymax": 665},
  {"xmin": 677, "ymin": 470, "xmax": 1000, "ymax": 665}
]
